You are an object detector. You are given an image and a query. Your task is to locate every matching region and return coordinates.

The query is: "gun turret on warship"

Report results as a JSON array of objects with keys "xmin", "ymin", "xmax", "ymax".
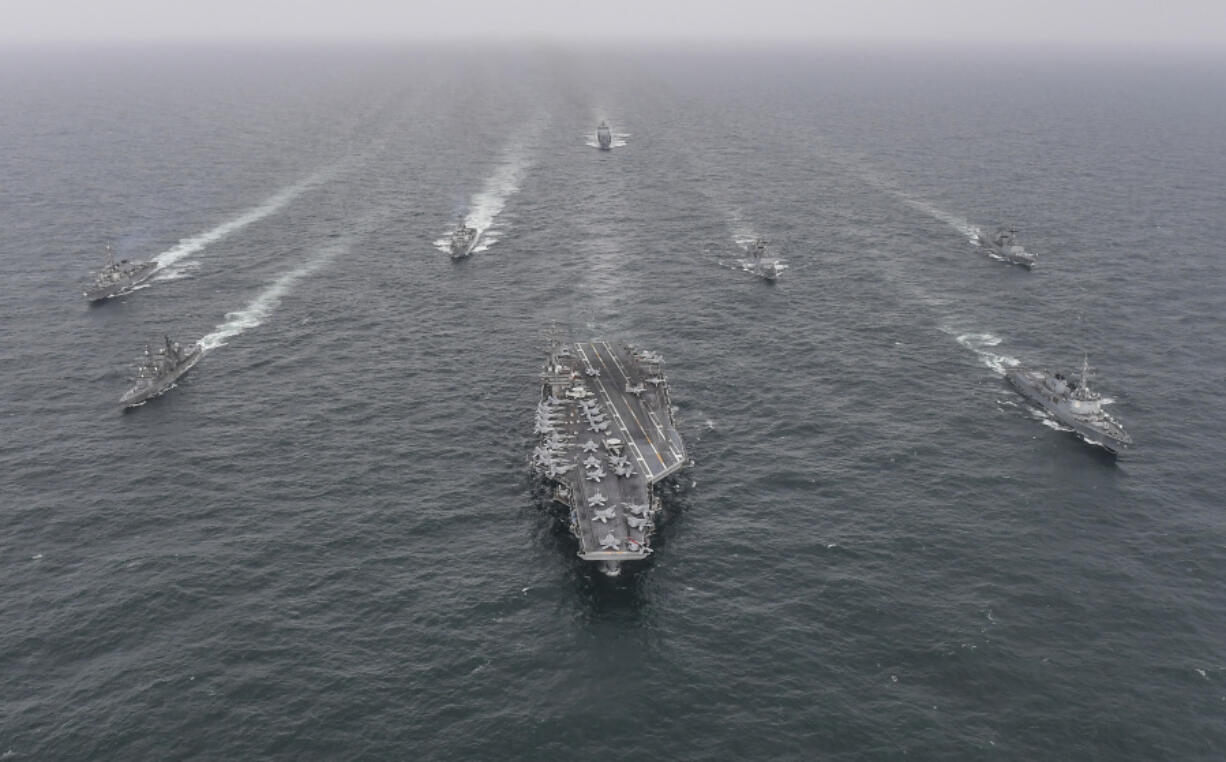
[
  {"xmin": 596, "ymin": 121, "xmax": 612, "ymax": 150},
  {"xmin": 120, "ymin": 334, "xmax": 204, "ymax": 408},
  {"xmin": 1006, "ymin": 357, "xmax": 1131, "ymax": 453},
  {"xmin": 976, "ymin": 226, "xmax": 1037, "ymax": 268},
  {"xmin": 83, "ymin": 245, "xmax": 160, "ymax": 301},
  {"xmin": 532, "ymin": 340, "xmax": 687, "ymax": 576},
  {"xmin": 740, "ymin": 238, "xmax": 786, "ymax": 281},
  {"xmin": 449, "ymin": 222, "xmax": 480, "ymax": 259}
]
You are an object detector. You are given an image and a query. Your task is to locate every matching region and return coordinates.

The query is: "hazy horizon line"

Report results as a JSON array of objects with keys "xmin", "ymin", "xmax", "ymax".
[{"xmin": 3, "ymin": 36, "xmax": 1226, "ymax": 56}]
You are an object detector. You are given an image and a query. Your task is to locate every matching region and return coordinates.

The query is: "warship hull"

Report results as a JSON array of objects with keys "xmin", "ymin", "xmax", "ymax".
[
  {"xmin": 84, "ymin": 262, "xmax": 160, "ymax": 302},
  {"xmin": 596, "ymin": 127, "xmax": 612, "ymax": 150},
  {"xmin": 1006, "ymin": 369, "xmax": 1129, "ymax": 454},
  {"xmin": 450, "ymin": 231, "xmax": 481, "ymax": 259},
  {"xmin": 976, "ymin": 233, "xmax": 1035, "ymax": 268},
  {"xmin": 534, "ymin": 341, "xmax": 687, "ymax": 575},
  {"xmin": 121, "ymin": 346, "xmax": 204, "ymax": 408}
]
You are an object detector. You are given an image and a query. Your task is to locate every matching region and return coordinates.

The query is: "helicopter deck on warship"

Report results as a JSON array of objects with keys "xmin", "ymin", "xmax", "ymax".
[{"xmin": 534, "ymin": 340, "xmax": 686, "ymax": 574}]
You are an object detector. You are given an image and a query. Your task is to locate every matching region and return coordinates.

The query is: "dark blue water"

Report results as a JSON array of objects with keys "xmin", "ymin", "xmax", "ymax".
[{"xmin": 2, "ymin": 44, "xmax": 1225, "ymax": 759}]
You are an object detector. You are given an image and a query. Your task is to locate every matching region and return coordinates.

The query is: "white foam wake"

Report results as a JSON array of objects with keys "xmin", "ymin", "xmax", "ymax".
[
  {"xmin": 197, "ymin": 246, "xmax": 340, "ymax": 352},
  {"xmin": 154, "ymin": 169, "xmax": 331, "ymax": 269},
  {"xmin": 466, "ymin": 153, "xmax": 528, "ymax": 233},
  {"xmin": 584, "ymin": 135, "xmax": 630, "ymax": 149},
  {"xmin": 953, "ymin": 331, "xmax": 1020, "ymax": 376},
  {"xmin": 896, "ymin": 194, "xmax": 980, "ymax": 243},
  {"xmin": 151, "ymin": 259, "xmax": 201, "ymax": 282},
  {"xmin": 436, "ymin": 149, "xmax": 530, "ymax": 254}
]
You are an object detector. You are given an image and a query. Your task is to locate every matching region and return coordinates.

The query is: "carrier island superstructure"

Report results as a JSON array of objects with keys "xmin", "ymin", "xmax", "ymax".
[{"xmin": 533, "ymin": 340, "xmax": 687, "ymax": 575}]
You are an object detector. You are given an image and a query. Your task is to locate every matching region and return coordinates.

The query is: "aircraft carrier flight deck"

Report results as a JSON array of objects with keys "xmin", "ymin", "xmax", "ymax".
[{"xmin": 532, "ymin": 340, "xmax": 687, "ymax": 575}]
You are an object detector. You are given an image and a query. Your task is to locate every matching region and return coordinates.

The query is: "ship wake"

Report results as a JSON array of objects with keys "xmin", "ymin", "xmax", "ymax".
[
  {"xmin": 952, "ymin": 331, "xmax": 1020, "ymax": 376},
  {"xmin": 894, "ymin": 193, "xmax": 980, "ymax": 243},
  {"xmin": 585, "ymin": 133, "xmax": 630, "ymax": 149},
  {"xmin": 435, "ymin": 148, "xmax": 530, "ymax": 255},
  {"xmin": 197, "ymin": 245, "xmax": 341, "ymax": 352},
  {"xmin": 155, "ymin": 168, "xmax": 333, "ymax": 270}
]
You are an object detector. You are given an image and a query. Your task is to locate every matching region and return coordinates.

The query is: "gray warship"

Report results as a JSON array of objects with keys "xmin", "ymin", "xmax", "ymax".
[
  {"xmin": 596, "ymin": 121, "xmax": 612, "ymax": 150},
  {"xmin": 976, "ymin": 226, "xmax": 1036, "ymax": 268},
  {"xmin": 533, "ymin": 340, "xmax": 687, "ymax": 576},
  {"xmin": 83, "ymin": 245, "xmax": 160, "ymax": 301},
  {"xmin": 740, "ymin": 238, "xmax": 786, "ymax": 281},
  {"xmin": 449, "ymin": 223, "xmax": 480, "ymax": 259},
  {"xmin": 120, "ymin": 335, "xmax": 204, "ymax": 408},
  {"xmin": 1006, "ymin": 357, "xmax": 1132, "ymax": 453}
]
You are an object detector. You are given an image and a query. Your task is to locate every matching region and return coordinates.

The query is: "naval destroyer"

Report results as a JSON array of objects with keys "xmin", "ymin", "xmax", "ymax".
[
  {"xmin": 532, "ymin": 339, "xmax": 687, "ymax": 575},
  {"xmin": 84, "ymin": 245, "xmax": 160, "ymax": 301},
  {"xmin": 449, "ymin": 223, "xmax": 480, "ymax": 259},
  {"xmin": 740, "ymin": 239, "xmax": 786, "ymax": 281},
  {"xmin": 120, "ymin": 335, "xmax": 204, "ymax": 408},
  {"xmin": 1006, "ymin": 357, "xmax": 1132, "ymax": 453},
  {"xmin": 976, "ymin": 226, "xmax": 1036, "ymax": 268},
  {"xmin": 596, "ymin": 121, "xmax": 612, "ymax": 150}
]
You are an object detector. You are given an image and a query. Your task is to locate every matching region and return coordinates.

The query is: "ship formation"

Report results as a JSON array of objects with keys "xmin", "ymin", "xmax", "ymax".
[
  {"xmin": 84, "ymin": 245, "xmax": 159, "ymax": 302},
  {"xmin": 533, "ymin": 339, "xmax": 687, "ymax": 575}
]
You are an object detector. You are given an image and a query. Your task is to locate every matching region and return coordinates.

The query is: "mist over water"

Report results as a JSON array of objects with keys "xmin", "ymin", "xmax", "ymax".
[{"xmin": 2, "ymin": 46, "xmax": 1225, "ymax": 761}]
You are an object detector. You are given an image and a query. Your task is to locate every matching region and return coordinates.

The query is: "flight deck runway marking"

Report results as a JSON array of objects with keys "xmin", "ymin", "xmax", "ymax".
[
  {"xmin": 603, "ymin": 343, "xmax": 691, "ymax": 463},
  {"xmin": 586, "ymin": 343, "xmax": 667, "ymax": 470},
  {"xmin": 574, "ymin": 344, "xmax": 654, "ymax": 478},
  {"xmin": 593, "ymin": 345, "xmax": 681, "ymax": 465}
]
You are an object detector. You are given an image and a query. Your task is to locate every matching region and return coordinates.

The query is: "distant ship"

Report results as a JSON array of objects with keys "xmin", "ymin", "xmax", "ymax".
[
  {"xmin": 596, "ymin": 121, "xmax": 612, "ymax": 150},
  {"xmin": 120, "ymin": 335, "xmax": 204, "ymax": 408},
  {"xmin": 741, "ymin": 239, "xmax": 786, "ymax": 281},
  {"xmin": 449, "ymin": 224, "xmax": 480, "ymax": 259},
  {"xmin": 1006, "ymin": 357, "xmax": 1132, "ymax": 453},
  {"xmin": 83, "ymin": 245, "xmax": 159, "ymax": 302},
  {"xmin": 976, "ymin": 226, "xmax": 1036, "ymax": 268}
]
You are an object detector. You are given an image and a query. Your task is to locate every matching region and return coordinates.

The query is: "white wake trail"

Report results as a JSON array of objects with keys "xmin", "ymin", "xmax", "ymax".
[
  {"xmin": 893, "ymin": 193, "xmax": 980, "ymax": 242},
  {"xmin": 465, "ymin": 153, "xmax": 528, "ymax": 233},
  {"xmin": 952, "ymin": 331, "xmax": 1021, "ymax": 376},
  {"xmin": 436, "ymin": 147, "xmax": 532, "ymax": 254},
  {"xmin": 197, "ymin": 246, "xmax": 340, "ymax": 352},
  {"xmin": 154, "ymin": 169, "xmax": 332, "ymax": 270}
]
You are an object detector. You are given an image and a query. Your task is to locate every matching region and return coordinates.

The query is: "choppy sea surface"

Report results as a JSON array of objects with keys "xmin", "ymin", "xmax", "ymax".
[{"xmin": 2, "ymin": 45, "xmax": 1225, "ymax": 759}]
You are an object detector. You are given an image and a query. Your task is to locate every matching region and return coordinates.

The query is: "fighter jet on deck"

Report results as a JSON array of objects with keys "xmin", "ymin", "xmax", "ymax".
[
  {"xmin": 588, "ymin": 490, "xmax": 608, "ymax": 507},
  {"xmin": 582, "ymin": 439, "xmax": 599, "ymax": 453},
  {"xmin": 599, "ymin": 533, "xmax": 621, "ymax": 550},
  {"xmin": 594, "ymin": 507, "xmax": 616, "ymax": 523}
]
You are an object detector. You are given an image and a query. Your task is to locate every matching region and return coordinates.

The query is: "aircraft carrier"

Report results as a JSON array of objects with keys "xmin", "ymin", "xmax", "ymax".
[{"xmin": 533, "ymin": 339, "xmax": 687, "ymax": 575}]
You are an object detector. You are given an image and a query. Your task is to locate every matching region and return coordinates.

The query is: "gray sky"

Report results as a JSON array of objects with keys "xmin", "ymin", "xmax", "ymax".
[{"xmin": 4, "ymin": 0, "xmax": 1225, "ymax": 48}]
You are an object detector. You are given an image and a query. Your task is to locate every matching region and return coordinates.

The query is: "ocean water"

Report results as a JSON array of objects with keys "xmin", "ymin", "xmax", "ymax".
[{"xmin": 2, "ymin": 44, "xmax": 1225, "ymax": 759}]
